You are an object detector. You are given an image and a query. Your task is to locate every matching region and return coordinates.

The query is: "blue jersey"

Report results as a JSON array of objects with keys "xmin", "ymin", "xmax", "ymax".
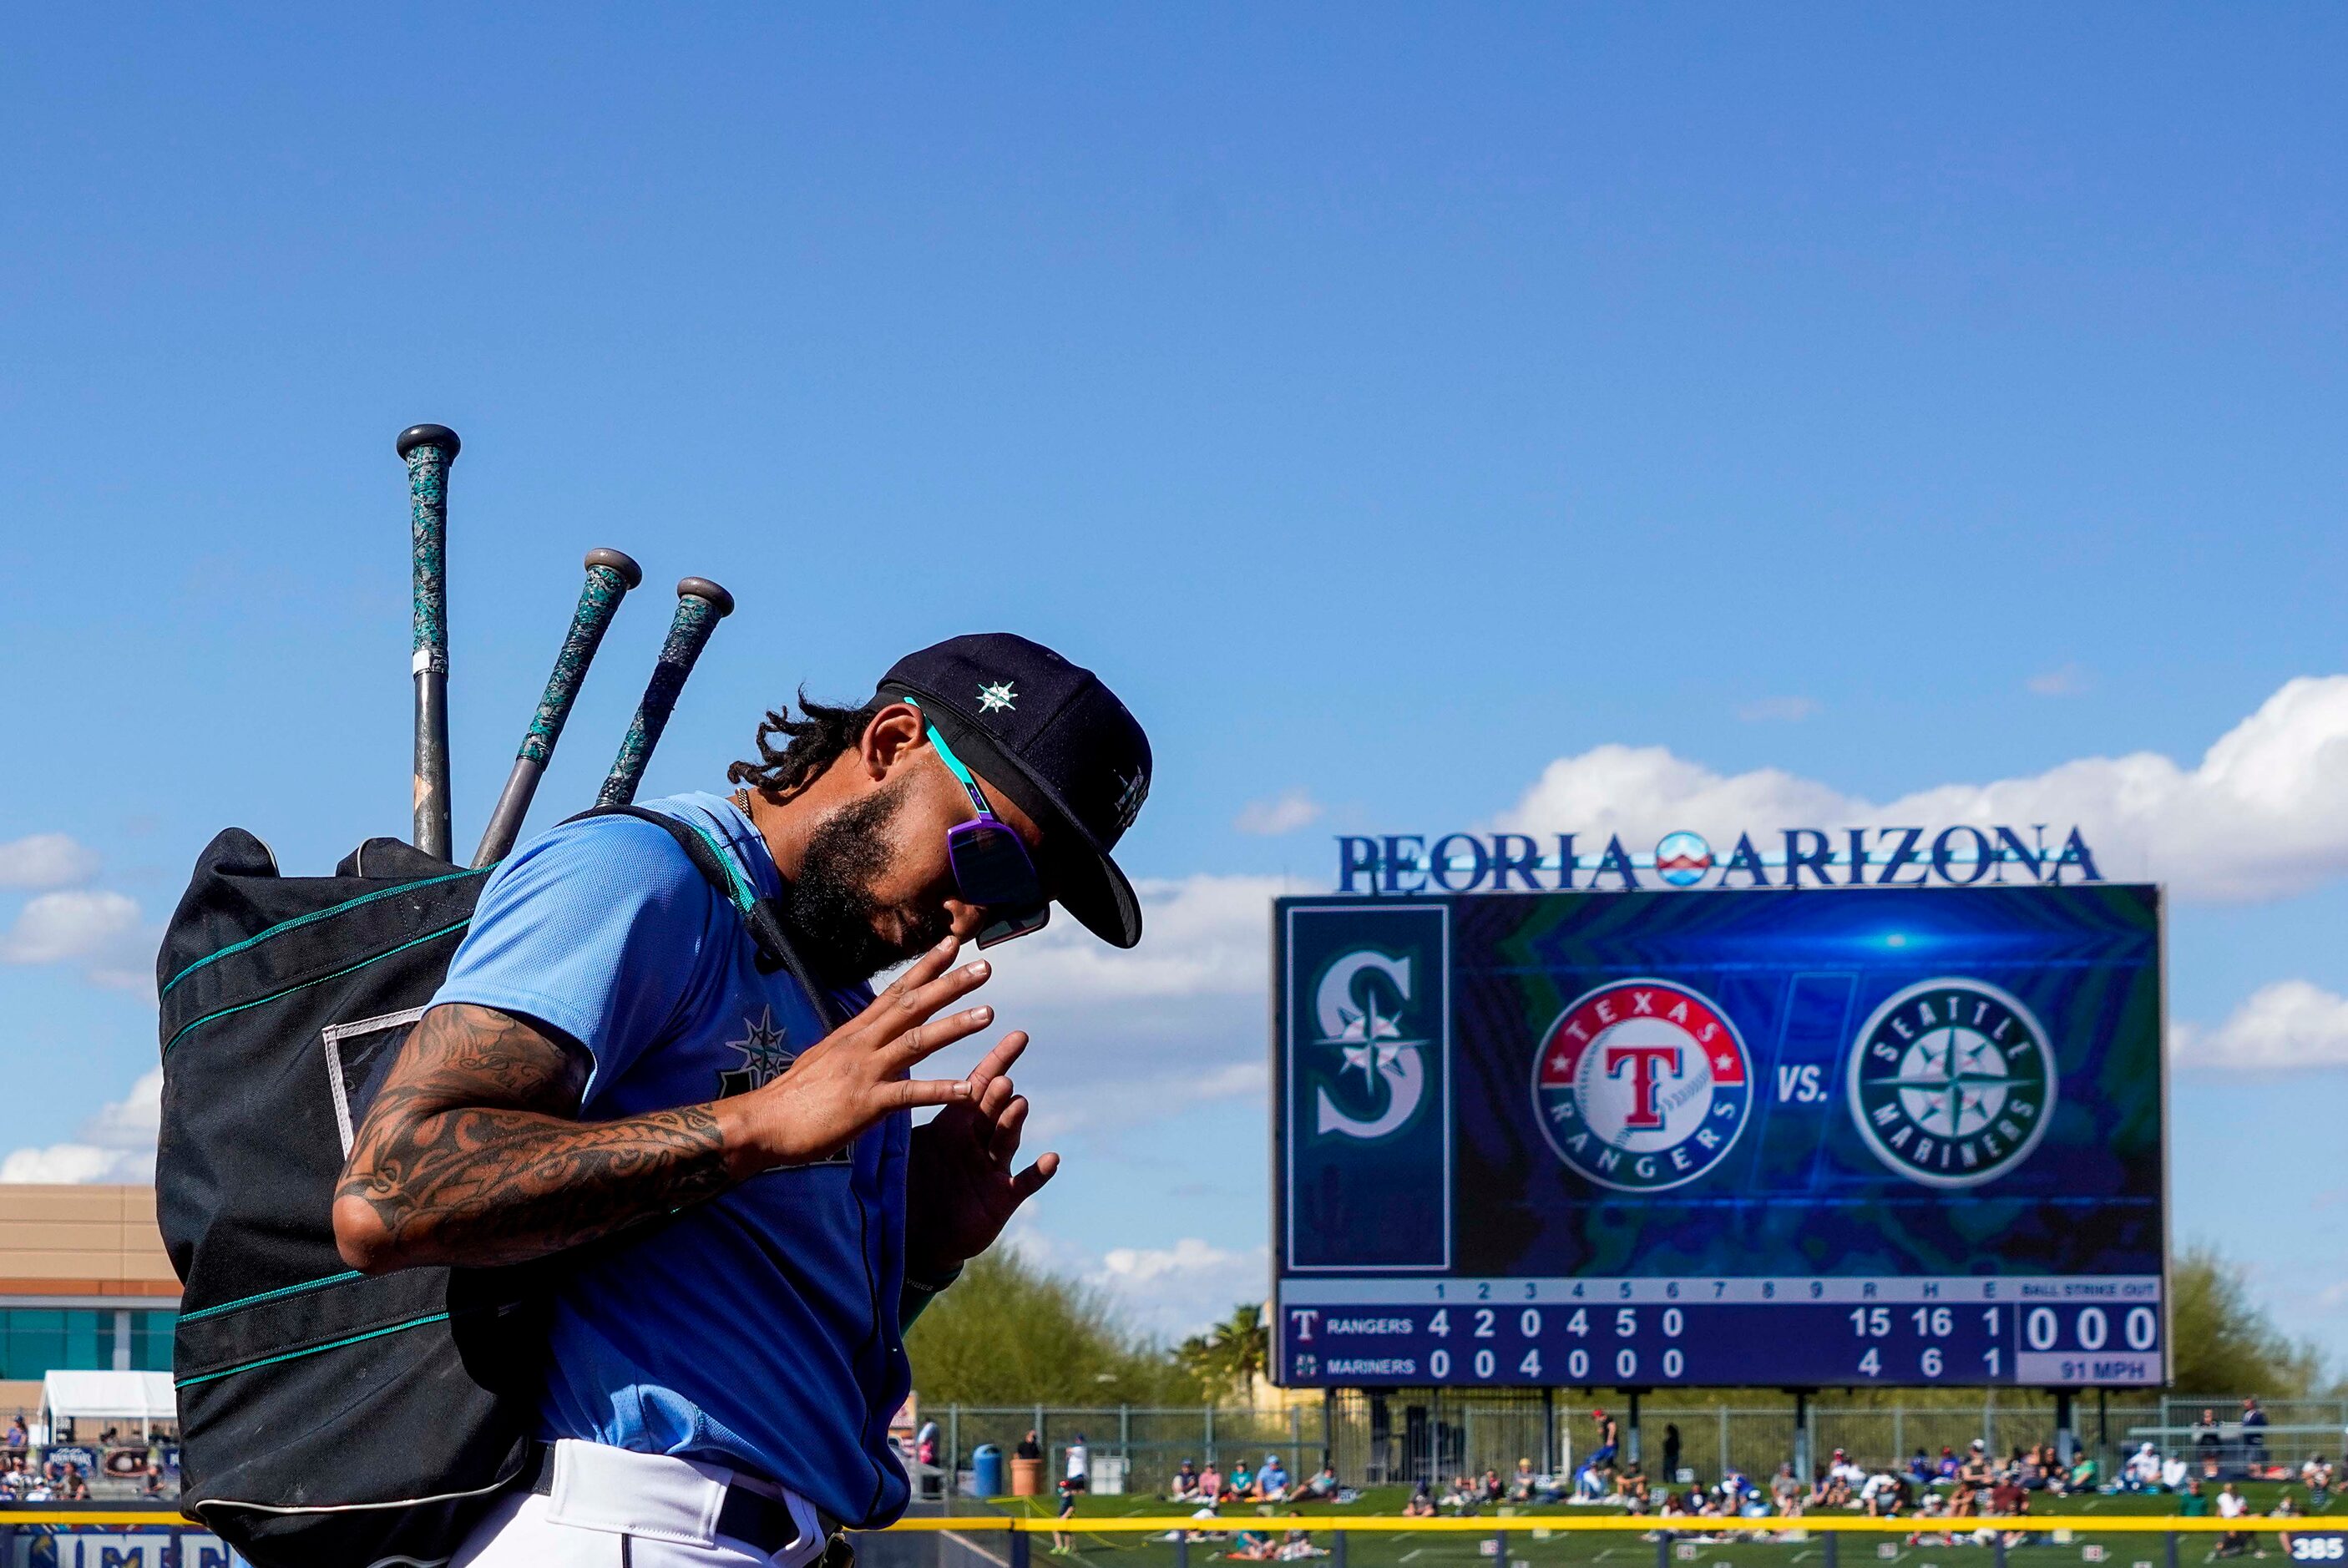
[{"xmin": 433, "ymin": 792, "xmax": 913, "ymax": 1526}]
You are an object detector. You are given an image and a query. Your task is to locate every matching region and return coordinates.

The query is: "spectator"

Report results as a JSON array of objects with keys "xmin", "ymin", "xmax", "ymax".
[
  {"xmin": 141, "ymin": 1457, "xmax": 164, "ymax": 1499},
  {"xmin": 1662, "ymin": 1424, "xmax": 1683, "ymax": 1485},
  {"xmin": 2163, "ymin": 1454, "xmax": 2189, "ymax": 1492},
  {"xmin": 1617, "ymin": 1462, "xmax": 1650, "ymax": 1511},
  {"xmin": 1273, "ymin": 1518, "xmax": 1328, "ymax": 1561},
  {"xmin": 2244, "ymin": 1399, "xmax": 2270, "ymax": 1473},
  {"xmin": 1404, "ymin": 1481, "xmax": 1435, "ymax": 1519},
  {"xmin": 1016, "ymin": 1430, "xmax": 1043, "ymax": 1463},
  {"xmin": 2302, "ymin": 1454, "xmax": 2333, "ymax": 1509},
  {"xmin": 1479, "ymin": 1467, "xmax": 1503, "ymax": 1504},
  {"xmin": 1906, "ymin": 1449, "xmax": 1936, "ymax": 1487},
  {"xmin": 1860, "ymin": 1471, "xmax": 1905, "ymax": 1517},
  {"xmin": 2123, "ymin": 1443, "xmax": 2162, "ymax": 1492},
  {"xmin": 1830, "ymin": 1449, "xmax": 1867, "ymax": 1489},
  {"xmin": 1050, "ymin": 1477, "xmax": 1080, "ymax": 1555},
  {"xmin": 1957, "ymin": 1440, "xmax": 1991, "ymax": 1487},
  {"xmin": 1591, "ymin": 1409, "xmax": 1621, "ymax": 1474},
  {"xmin": 2194, "ymin": 1409, "xmax": 2223, "ymax": 1463},
  {"xmin": 2277, "ymin": 1488, "xmax": 2307, "ymax": 1555},
  {"xmin": 1200, "ymin": 1463, "xmax": 1223, "ymax": 1502},
  {"xmin": 1229, "ymin": 1461, "xmax": 1255, "ymax": 1502},
  {"xmin": 1937, "ymin": 1447, "xmax": 1960, "ymax": 1481},
  {"xmin": 1260, "ymin": 1454, "xmax": 1290, "ymax": 1502},
  {"xmin": 1303, "ymin": 1464, "xmax": 1338, "ymax": 1501},
  {"xmin": 2217, "ymin": 1480, "xmax": 2251, "ymax": 1557},
  {"xmin": 1507, "ymin": 1458, "xmax": 1537, "ymax": 1502},
  {"xmin": 2069, "ymin": 1452, "xmax": 2098, "ymax": 1494},
  {"xmin": 1065, "ymin": 1433, "xmax": 1090, "ymax": 1495},
  {"xmin": 1170, "ymin": 1460, "xmax": 1200, "ymax": 1502},
  {"xmin": 2180, "ymin": 1480, "xmax": 2211, "ymax": 1518},
  {"xmin": 3, "ymin": 1418, "xmax": 21, "ymax": 1449}
]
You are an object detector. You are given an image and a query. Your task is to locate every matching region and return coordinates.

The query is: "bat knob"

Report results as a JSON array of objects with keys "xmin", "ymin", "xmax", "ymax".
[
  {"xmin": 397, "ymin": 423, "xmax": 463, "ymax": 461},
  {"xmin": 584, "ymin": 547, "xmax": 645, "ymax": 589},
  {"xmin": 677, "ymin": 578, "xmax": 735, "ymax": 616}
]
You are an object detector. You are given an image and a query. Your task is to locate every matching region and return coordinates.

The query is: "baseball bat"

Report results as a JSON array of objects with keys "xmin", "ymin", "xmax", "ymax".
[
  {"xmin": 397, "ymin": 423, "xmax": 462, "ymax": 861},
  {"xmin": 596, "ymin": 577, "xmax": 736, "ymax": 807},
  {"xmin": 471, "ymin": 547, "xmax": 646, "ymax": 867}
]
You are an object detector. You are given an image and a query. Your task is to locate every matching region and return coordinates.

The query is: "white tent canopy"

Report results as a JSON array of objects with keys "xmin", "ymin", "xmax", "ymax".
[{"xmin": 41, "ymin": 1370, "xmax": 175, "ymax": 1427}]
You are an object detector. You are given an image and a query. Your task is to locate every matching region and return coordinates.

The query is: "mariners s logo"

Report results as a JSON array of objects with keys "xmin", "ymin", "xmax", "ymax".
[
  {"xmin": 1532, "ymin": 978, "xmax": 1752, "ymax": 1191},
  {"xmin": 719, "ymin": 1006, "xmax": 851, "ymax": 1166},
  {"xmin": 1847, "ymin": 978, "xmax": 2055, "ymax": 1188},
  {"xmin": 1308, "ymin": 948, "xmax": 1431, "ymax": 1141}
]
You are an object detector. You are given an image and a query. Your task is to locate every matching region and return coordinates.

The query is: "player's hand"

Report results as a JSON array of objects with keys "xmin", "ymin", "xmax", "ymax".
[
  {"xmin": 718, "ymin": 936, "xmax": 996, "ymax": 1176},
  {"xmin": 905, "ymin": 1029, "xmax": 1058, "ymax": 1280}
]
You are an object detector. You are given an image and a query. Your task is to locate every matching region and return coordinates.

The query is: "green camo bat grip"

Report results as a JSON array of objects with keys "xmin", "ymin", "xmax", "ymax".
[
  {"xmin": 397, "ymin": 423, "xmax": 461, "ymax": 861},
  {"xmin": 472, "ymin": 547, "xmax": 645, "ymax": 867},
  {"xmin": 598, "ymin": 578, "xmax": 735, "ymax": 808}
]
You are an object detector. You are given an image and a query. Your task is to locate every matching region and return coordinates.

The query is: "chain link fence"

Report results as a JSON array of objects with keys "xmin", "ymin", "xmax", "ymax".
[{"xmin": 924, "ymin": 1391, "xmax": 2308, "ymax": 1496}]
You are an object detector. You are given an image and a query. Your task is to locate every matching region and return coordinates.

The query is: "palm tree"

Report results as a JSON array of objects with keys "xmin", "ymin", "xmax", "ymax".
[{"xmin": 1177, "ymin": 1303, "xmax": 1269, "ymax": 1400}]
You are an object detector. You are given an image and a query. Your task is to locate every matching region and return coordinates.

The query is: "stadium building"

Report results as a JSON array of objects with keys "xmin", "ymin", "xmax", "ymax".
[{"xmin": 0, "ymin": 1186, "xmax": 175, "ymax": 1412}]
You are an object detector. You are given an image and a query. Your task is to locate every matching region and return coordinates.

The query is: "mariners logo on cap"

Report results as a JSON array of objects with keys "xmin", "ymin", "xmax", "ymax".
[
  {"xmin": 1532, "ymin": 978, "xmax": 1751, "ymax": 1191},
  {"xmin": 1847, "ymin": 978, "xmax": 2055, "ymax": 1188},
  {"xmin": 976, "ymin": 680, "xmax": 1017, "ymax": 714}
]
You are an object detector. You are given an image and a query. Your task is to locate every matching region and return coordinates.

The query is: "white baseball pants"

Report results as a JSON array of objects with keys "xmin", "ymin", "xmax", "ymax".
[{"xmin": 453, "ymin": 1439, "xmax": 832, "ymax": 1568}]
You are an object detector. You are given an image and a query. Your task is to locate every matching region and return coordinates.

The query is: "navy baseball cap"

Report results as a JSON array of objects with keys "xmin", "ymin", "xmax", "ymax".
[{"xmin": 878, "ymin": 633, "xmax": 1152, "ymax": 948}]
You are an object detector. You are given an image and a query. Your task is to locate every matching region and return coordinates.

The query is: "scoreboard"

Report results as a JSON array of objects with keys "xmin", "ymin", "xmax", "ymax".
[{"xmin": 1269, "ymin": 883, "xmax": 2167, "ymax": 1389}]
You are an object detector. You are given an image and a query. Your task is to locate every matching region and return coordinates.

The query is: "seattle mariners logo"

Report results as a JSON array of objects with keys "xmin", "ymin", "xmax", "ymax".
[
  {"xmin": 1532, "ymin": 978, "xmax": 1751, "ymax": 1191},
  {"xmin": 716, "ymin": 1007, "xmax": 794, "ymax": 1099},
  {"xmin": 718, "ymin": 1006, "xmax": 850, "ymax": 1166},
  {"xmin": 1309, "ymin": 948, "xmax": 1430, "ymax": 1141},
  {"xmin": 1847, "ymin": 978, "xmax": 2056, "ymax": 1188}
]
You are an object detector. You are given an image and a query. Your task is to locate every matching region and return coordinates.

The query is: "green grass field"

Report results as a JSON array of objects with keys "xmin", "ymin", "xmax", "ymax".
[{"xmin": 939, "ymin": 1485, "xmax": 2345, "ymax": 1568}]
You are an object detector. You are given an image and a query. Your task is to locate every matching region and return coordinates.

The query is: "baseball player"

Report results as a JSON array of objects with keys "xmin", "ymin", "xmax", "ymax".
[{"xmin": 334, "ymin": 634, "xmax": 1152, "ymax": 1567}]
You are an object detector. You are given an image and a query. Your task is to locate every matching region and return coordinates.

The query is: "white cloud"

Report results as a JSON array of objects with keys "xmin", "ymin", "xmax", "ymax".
[
  {"xmin": 1024, "ymin": 1060, "xmax": 1265, "ymax": 1142},
  {"xmin": 1012, "ymin": 1224, "xmax": 1268, "ymax": 1340},
  {"xmin": 0, "ymin": 891, "xmax": 139, "ymax": 965},
  {"xmin": 985, "ymin": 875, "xmax": 1280, "ymax": 1007},
  {"xmin": 1493, "ymin": 675, "xmax": 2348, "ymax": 902},
  {"xmin": 0, "ymin": 1069, "xmax": 161, "ymax": 1186},
  {"xmin": 2174, "ymin": 981, "xmax": 2348, "ymax": 1070},
  {"xmin": 2027, "ymin": 663, "xmax": 2094, "ymax": 697},
  {"xmin": 0, "ymin": 835, "xmax": 99, "ymax": 889},
  {"xmin": 1234, "ymin": 790, "xmax": 1323, "ymax": 837},
  {"xmin": 1737, "ymin": 695, "xmax": 1822, "ymax": 723}
]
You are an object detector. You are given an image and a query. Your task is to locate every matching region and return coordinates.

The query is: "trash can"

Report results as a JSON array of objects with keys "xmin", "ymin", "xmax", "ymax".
[
  {"xmin": 1010, "ymin": 1455, "xmax": 1043, "ymax": 1496},
  {"xmin": 974, "ymin": 1444, "xmax": 1004, "ymax": 1499}
]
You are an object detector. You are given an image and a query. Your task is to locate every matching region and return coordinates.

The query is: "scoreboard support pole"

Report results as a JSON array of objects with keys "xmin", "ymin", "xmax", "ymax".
[
  {"xmin": 1540, "ymin": 1388, "xmax": 1556, "ymax": 1476},
  {"xmin": 2055, "ymin": 1388, "xmax": 2077, "ymax": 1466},
  {"xmin": 1790, "ymin": 1391, "xmax": 1814, "ymax": 1486},
  {"xmin": 1627, "ymin": 1390, "xmax": 1643, "ymax": 1468}
]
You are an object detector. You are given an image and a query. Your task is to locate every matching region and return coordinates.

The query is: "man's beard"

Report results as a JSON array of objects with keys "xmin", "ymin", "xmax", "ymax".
[{"xmin": 771, "ymin": 777, "xmax": 953, "ymax": 985}]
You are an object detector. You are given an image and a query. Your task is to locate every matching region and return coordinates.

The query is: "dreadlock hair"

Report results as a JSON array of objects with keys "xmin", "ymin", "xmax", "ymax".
[{"xmin": 726, "ymin": 689, "xmax": 891, "ymax": 802}]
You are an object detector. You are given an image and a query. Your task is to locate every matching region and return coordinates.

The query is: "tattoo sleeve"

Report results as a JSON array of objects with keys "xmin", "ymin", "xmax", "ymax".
[{"xmin": 334, "ymin": 1003, "xmax": 734, "ymax": 1271}]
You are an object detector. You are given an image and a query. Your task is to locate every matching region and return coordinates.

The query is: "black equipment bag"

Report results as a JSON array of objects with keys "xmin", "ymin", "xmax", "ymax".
[{"xmin": 156, "ymin": 808, "xmax": 825, "ymax": 1568}]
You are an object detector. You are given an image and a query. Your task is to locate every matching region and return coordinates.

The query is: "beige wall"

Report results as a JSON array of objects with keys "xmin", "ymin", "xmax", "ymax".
[{"xmin": 0, "ymin": 1186, "xmax": 176, "ymax": 1299}]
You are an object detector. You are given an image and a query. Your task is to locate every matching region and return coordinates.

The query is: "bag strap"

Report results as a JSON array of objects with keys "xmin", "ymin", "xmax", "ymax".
[{"xmin": 563, "ymin": 806, "xmax": 848, "ymax": 1030}]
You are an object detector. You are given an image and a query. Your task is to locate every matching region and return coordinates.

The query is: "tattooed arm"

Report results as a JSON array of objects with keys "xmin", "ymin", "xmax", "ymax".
[{"xmin": 332, "ymin": 936, "xmax": 1001, "ymax": 1273}]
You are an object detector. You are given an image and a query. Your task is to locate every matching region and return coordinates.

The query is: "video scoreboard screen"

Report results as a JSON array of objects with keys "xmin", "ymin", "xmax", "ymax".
[{"xmin": 1270, "ymin": 884, "xmax": 2167, "ymax": 1389}]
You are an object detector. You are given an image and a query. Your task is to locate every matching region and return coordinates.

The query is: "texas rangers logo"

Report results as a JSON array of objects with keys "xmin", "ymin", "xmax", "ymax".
[
  {"xmin": 1310, "ymin": 948, "xmax": 1430, "ymax": 1141},
  {"xmin": 1531, "ymin": 978, "xmax": 1751, "ymax": 1191},
  {"xmin": 1847, "ymin": 978, "xmax": 2055, "ymax": 1188}
]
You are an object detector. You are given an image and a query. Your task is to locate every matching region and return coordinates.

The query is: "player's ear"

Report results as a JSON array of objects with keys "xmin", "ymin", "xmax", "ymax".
[{"xmin": 860, "ymin": 703, "xmax": 927, "ymax": 782}]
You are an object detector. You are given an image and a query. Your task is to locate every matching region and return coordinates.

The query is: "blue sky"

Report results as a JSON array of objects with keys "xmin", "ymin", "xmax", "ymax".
[{"xmin": 6, "ymin": 6, "xmax": 2348, "ymax": 1353}]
